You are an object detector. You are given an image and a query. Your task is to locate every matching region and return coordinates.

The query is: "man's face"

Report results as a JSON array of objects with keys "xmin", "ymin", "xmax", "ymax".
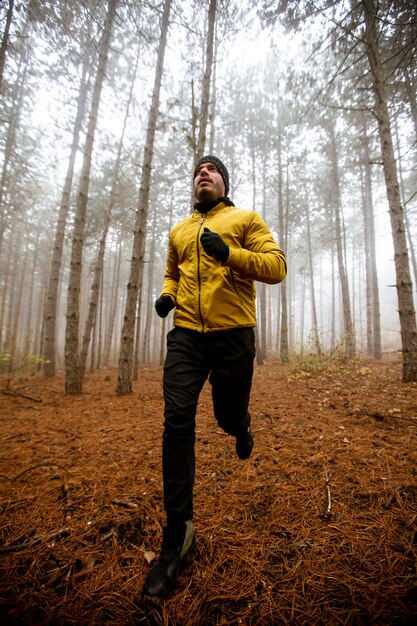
[{"xmin": 194, "ymin": 162, "xmax": 225, "ymax": 202}]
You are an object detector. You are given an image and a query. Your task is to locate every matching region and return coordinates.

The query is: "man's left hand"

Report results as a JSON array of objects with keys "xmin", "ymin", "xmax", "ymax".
[{"xmin": 200, "ymin": 227, "xmax": 229, "ymax": 264}]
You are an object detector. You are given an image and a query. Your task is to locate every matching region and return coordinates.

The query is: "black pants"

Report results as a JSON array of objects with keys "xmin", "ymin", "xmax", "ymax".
[{"xmin": 162, "ymin": 326, "xmax": 256, "ymax": 522}]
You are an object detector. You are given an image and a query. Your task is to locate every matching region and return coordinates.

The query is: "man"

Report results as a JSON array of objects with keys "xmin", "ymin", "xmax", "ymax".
[{"xmin": 141, "ymin": 155, "xmax": 287, "ymax": 604}]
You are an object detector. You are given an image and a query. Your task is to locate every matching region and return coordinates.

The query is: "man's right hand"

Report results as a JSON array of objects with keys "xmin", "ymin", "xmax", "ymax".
[{"xmin": 155, "ymin": 295, "xmax": 175, "ymax": 318}]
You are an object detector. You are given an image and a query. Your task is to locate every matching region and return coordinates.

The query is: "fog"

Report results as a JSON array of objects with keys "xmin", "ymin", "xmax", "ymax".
[{"xmin": 1, "ymin": 0, "xmax": 416, "ymax": 381}]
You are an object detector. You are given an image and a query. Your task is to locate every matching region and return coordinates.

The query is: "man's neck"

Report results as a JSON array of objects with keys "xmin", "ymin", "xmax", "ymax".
[
  {"xmin": 194, "ymin": 197, "xmax": 223, "ymax": 213},
  {"xmin": 194, "ymin": 196, "xmax": 234, "ymax": 213}
]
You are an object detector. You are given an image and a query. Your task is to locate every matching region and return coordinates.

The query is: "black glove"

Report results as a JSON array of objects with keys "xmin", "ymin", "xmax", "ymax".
[
  {"xmin": 200, "ymin": 227, "xmax": 229, "ymax": 264},
  {"xmin": 155, "ymin": 295, "xmax": 175, "ymax": 318}
]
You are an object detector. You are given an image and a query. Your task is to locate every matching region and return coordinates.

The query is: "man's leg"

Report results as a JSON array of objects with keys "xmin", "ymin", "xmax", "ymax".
[
  {"xmin": 162, "ymin": 328, "xmax": 209, "ymax": 521},
  {"xmin": 209, "ymin": 328, "xmax": 255, "ymax": 459},
  {"xmin": 142, "ymin": 328, "xmax": 209, "ymax": 604}
]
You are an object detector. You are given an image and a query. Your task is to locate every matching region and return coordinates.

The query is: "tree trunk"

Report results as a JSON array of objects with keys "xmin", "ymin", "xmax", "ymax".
[
  {"xmin": 97, "ymin": 271, "xmax": 104, "ymax": 369},
  {"xmin": 23, "ymin": 233, "xmax": 39, "ymax": 356},
  {"xmin": 142, "ymin": 212, "xmax": 157, "ymax": 363},
  {"xmin": 208, "ymin": 25, "xmax": 218, "ymax": 153},
  {"xmin": 361, "ymin": 117, "xmax": 381, "ymax": 358},
  {"xmin": 274, "ymin": 286, "xmax": 281, "ymax": 353},
  {"xmin": 132, "ymin": 279, "xmax": 144, "ymax": 380},
  {"xmin": 393, "ymin": 115, "xmax": 417, "ymax": 293},
  {"xmin": 330, "ymin": 248, "xmax": 336, "ymax": 350},
  {"xmin": 279, "ymin": 248, "xmax": 289, "ymax": 361},
  {"xmin": 2, "ymin": 225, "xmax": 21, "ymax": 355},
  {"xmin": 79, "ymin": 47, "xmax": 138, "ymax": 379},
  {"xmin": 257, "ymin": 283, "xmax": 267, "ymax": 364},
  {"xmin": 158, "ymin": 188, "xmax": 175, "ymax": 366},
  {"xmin": 88, "ymin": 270, "xmax": 99, "ymax": 372},
  {"xmin": 65, "ymin": 0, "xmax": 117, "ymax": 394},
  {"xmin": 8, "ymin": 240, "xmax": 28, "ymax": 372},
  {"xmin": 404, "ymin": 66, "xmax": 417, "ymax": 150},
  {"xmin": 35, "ymin": 278, "xmax": 47, "ymax": 370},
  {"xmin": 43, "ymin": 59, "xmax": 90, "ymax": 377},
  {"xmin": 306, "ymin": 201, "xmax": 322, "ymax": 357},
  {"xmin": 102, "ymin": 233, "xmax": 123, "ymax": 366},
  {"xmin": 403, "ymin": 207, "xmax": 417, "ymax": 293},
  {"xmin": 257, "ymin": 154, "xmax": 268, "ymax": 362},
  {"xmin": 267, "ymin": 288, "xmax": 273, "ymax": 352},
  {"xmin": 360, "ymin": 162, "xmax": 373, "ymax": 356},
  {"xmin": 195, "ymin": 0, "xmax": 216, "ymax": 163},
  {"xmin": 0, "ymin": 30, "xmax": 29, "ymax": 252},
  {"xmin": 0, "ymin": 0, "xmax": 14, "ymax": 92},
  {"xmin": 116, "ymin": 0, "xmax": 172, "ymax": 395},
  {"xmin": 362, "ymin": 0, "xmax": 417, "ymax": 381},
  {"xmin": 190, "ymin": 78, "xmax": 197, "ymax": 157},
  {"xmin": 278, "ymin": 139, "xmax": 289, "ymax": 362},
  {"xmin": 0, "ymin": 220, "xmax": 16, "ymax": 352},
  {"xmin": 328, "ymin": 121, "xmax": 356, "ymax": 357}
]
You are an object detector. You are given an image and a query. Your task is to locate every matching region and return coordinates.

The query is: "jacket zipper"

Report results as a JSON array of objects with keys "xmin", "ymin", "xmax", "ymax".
[{"xmin": 197, "ymin": 216, "xmax": 205, "ymax": 332}]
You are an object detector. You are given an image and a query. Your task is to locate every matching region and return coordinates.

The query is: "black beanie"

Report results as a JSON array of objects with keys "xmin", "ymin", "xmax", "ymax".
[{"xmin": 194, "ymin": 155, "xmax": 229, "ymax": 196}]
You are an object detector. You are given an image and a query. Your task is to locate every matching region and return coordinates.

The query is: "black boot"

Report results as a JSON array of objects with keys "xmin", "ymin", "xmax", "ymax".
[
  {"xmin": 236, "ymin": 414, "xmax": 254, "ymax": 460},
  {"xmin": 142, "ymin": 519, "xmax": 196, "ymax": 605}
]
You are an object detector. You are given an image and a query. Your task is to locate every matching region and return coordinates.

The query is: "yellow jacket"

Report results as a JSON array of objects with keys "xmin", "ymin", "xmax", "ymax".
[{"xmin": 161, "ymin": 201, "xmax": 287, "ymax": 332}]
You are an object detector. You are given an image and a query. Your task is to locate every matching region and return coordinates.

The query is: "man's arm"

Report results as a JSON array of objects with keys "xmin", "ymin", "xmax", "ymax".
[
  {"xmin": 225, "ymin": 212, "xmax": 287, "ymax": 284},
  {"xmin": 160, "ymin": 236, "xmax": 180, "ymax": 302}
]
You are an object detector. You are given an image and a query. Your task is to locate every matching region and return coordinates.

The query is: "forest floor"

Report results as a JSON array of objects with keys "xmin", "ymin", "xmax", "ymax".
[{"xmin": 0, "ymin": 353, "xmax": 416, "ymax": 625}]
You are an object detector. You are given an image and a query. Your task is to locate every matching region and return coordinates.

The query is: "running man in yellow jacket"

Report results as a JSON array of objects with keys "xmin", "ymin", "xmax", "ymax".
[{"xmin": 142, "ymin": 155, "xmax": 287, "ymax": 605}]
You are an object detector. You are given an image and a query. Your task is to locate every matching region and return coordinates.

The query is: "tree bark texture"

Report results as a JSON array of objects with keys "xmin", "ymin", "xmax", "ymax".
[
  {"xmin": 43, "ymin": 60, "xmax": 90, "ymax": 377},
  {"xmin": 65, "ymin": 0, "xmax": 117, "ymax": 394},
  {"xmin": 141, "ymin": 211, "xmax": 157, "ymax": 364},
  {"xmin": 328, "ymin": 121, "xmax": 356, "ymax": 358},
  {"xmin": 404, "ymin": 67, "xmax": 417, "ymax": 151},
  {"xmin": 116, "ymin": 0, "xmax": 172, "ymax": 395},
  {"xmin": 0, "ymin": 222, "xmax": 16, "ymax": 351},
  {"xmin": 393, "ymin": 116, "xmax": 417, "ymax": 297},
  {"xmin": 0, "ymin": 33, "xmax": 29, "ymax": 252},
  {"xmin": 362, "ymin": 0, "xmax": 417, "ymax": 381},
  {"xmin": 195, "ymin": 0, "xmax": 216, "ymax": 163},
  {"xmin": 306, "ymin": 201, "xmax": 322, "ymax": 357},
  {"xmin": 278, "ymin": 131, "xmax": 289, "ymax": 362},
  {"xmin": 79, "ymin": 48, "xmax": 138, "ymax": 379},
  {"xmin": 0, "ymin": 0, "xmax": 14, "ymax": 92},
  {"xmin": 1, "ymin": 225, "xmax": 21, "ymax": 354},
  {"xmin": 102, "ymin": 234, "xmax": 123, "ymax": 366},
  {"xmin": 361, "ymin": 119, "xmax": 381, "ymax": 358},
  {"xmin": 257, "ymin": 158, "xmax": 268, "ymax": 363}
]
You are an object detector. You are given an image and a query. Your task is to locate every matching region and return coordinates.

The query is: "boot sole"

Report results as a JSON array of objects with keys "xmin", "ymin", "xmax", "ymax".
[{"xmin": 142, "ymin": 536, "xmax": 198, "ymax": 607}]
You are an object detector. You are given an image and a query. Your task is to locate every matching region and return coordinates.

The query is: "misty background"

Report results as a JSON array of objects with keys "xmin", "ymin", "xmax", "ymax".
[{"xmin": 0, "ymin": 0, "xmax": 416, "ymax": 389}]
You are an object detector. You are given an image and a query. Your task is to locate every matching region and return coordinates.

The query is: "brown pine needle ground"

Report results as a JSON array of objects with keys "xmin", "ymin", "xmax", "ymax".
[{"xmin": 0, "ymin": 353, "xmax": 416, "ymax": 624}]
